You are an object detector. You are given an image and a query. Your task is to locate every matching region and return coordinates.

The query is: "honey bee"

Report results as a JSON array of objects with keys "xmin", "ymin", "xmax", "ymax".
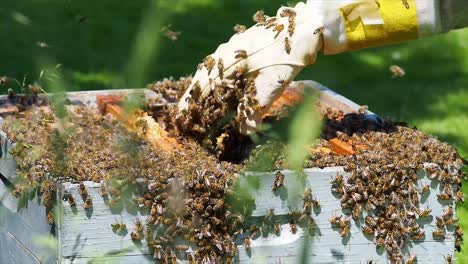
[
  {"xmin": 253, "ymin": 10, "xmax": 266, "ymax": 24},
  {"xmin": 365, "ymin": 216, "xmax": 377, "ymax": 228},
  {"xmin": 351, "ymin": 204, "xmax": 361, "ymax": 220},
  {"xmin": 406, "ymin": 255, "xmax": 417, "ymax": 264},
  {"xmin": 288, "ymin": 22, "xmax": 295, "ymax": 37},
  {"xmin": 389, "ymin": 65, "xmax": 405, "ymax": 78},
  {"xmin": 421, "ymin": 184, "xmax": 430, "ymax": 193},
  {"xmin": 99, "ymin": 183, "xmax": 108, "ymax": 198},
  {"xmin": 134, "ymin": 218, "xmax": 144, "ymax": 233},
  {"xmin": 111, "ymin": 219, "xmax": 127, "ymax": 233},
  {"xmin": 47, "ymin": 211, "xmax": 54, "ymax": 225},
  {"xmin": 338, "ymin": 218, "xmax": 350, "ymax": 229},
  {"xmin": 135, "ymin": 119, "xmax": 148, "ymax": 134},
  {"xmin": 455, "ymin": 226, "xmax": 463, "ymax": 237},
  {"xmin": 436, "ymin": 216, "xmax": 445, "ymax": 227},
  {"xmin": 290, "ymin": 221, "xmax": 298, "ymax": 234},
  {"xmin": 444, "ymin": 254, "xmax": 453, "ymax": 264},
  {"xmin": 234, "ymin": 49, "xmax": 248, "ymax": 59},
  {"xmin": 312, "ymin": 196, "xmax": 321, "ymax": 208},
  {"xmin": 204, "ymin": 55, "xmax": 216, "ymax": 75},
  {"xmin": 362, "ymin": 225, "xmax": 374, "ymax": 235},
  {"xmin": 175, "ymin": 244, "xmax": 189, "ymax": 252},
  {"xmin": 79, "ymin": 182, "xmax": 88, "ymax": 198},
  {"xmin": 273, "ymin": 24, "xmax": 285, "ymax": 38},
  {"xmin": 303, "ymin": 200, "xmax": 312, "ymax": 215},
  {"xmin": 340, "ymin": 226, "xmax": 350, "ymax": 237},
  {"xmin": 274, "ymin": 221, "xmax": 281, "ymax": 236},
  {"xmin": 402, "ymin": 0, "xmax": 410, "ymax": 9},
  {"xmin": 456, "ymin": 190, "xmax": 464, "ymax": 203},
  {"xmin": 375, "ymin": 237, "xmax": 384, "ymax": 247},
  {"xmin": 437, "ymin": 192, "xmax": 452, "ymax": 200},
  {"xmin": 272, "ymin": 170, "xmax": 285, "ymax": 191},
  {"xmin": 443, "ymin": 206, "xmax": 454, "ymax": 219},
  {"xmin": 83, "ymin": 195, "xmax": 93, "ymax": 210},
  {"xmin": 131, "ymin": 230, "xmax": 141, "ymax": 242},
  {"xmin": 243, "ymin": 237, "xmax": 251, "ymax": 250},
  {"xmin": 233, "ymin": 24, "xmax": 246, "ymax": 34},
  {"xmin": 329, "ymin": 215, "xmax": 342, "ymax": 225},
  {"xmin": 67, "ymin": 195, "xmax": 76, "ymax": 207},
  {"xmin": 217, "ymin": 58, "xmax": 224, "ymax": 80},
  {"xmin": 280, "ymin": 8, "xmax": 296, "ymax": 19},
  {"xmin": 432, "ymin": 228, "xmax": 445, "ymax": 239},
  {"xmin": 313, "ymin": 26, "xmax": 325, "ymax": 35},
  {"xmin": 284, "ymin": 37, "xmax": 291, "ymax": 54},
  {"xmin": 445, "ymin": 217, "xmax": 458, "ymax": 226},
  {"xmin": 418, "ymin": 207, "xmax": 432, "ymax": 218},
  {"xmin": 411, "ymin": 230, "xmax": 425, "ymax": 240}
]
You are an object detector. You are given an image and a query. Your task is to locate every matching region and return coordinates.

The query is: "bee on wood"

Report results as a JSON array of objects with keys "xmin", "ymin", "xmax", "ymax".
[
  {"xmin": 436, "ymin": 216, "xmax": 445, "ymax": 227},
  {"xmin": 351, "ymin": 204, "xmax": 361, "ymax": 220},
  {"xmin": 234, "ymin": 49, "xmax": 248, "ymax": 59},
  {"xmin": 402, "ymin": 0, "xmax": 410, "ymax": 9},
  {"xmin": 445, "ymin": 217, "xmax": 458, "ymax": 226},
  {"xmin": 443, "ymin": 206, "xmax": 454, "ymax": 219},
  {"xmin": 411, "ymin": 230, "xmax": 425, "ymax": 240},
  {"xmin": 134, "ymin": 218, "xmax": 144, "ymax": 233},
  {"xmin": 83, "ymin": 195, "xmax": 93, "ymax": 210},
  {"xmin": 312, "ymin": 196, "xmax": 321, "ymax": 208},
  {"xmin": 362, "ymin": 225, "xmax": 374, "ymax": 235},
  {"xmin": 303, "ymin": 200, "xmax": 312, "ymax": 215},
  {"xmin": 284, "ymin": 37, "xmax": 291, "ymax": 54},
  {"xmin": 47, "ymin": 211, "xmax": 54, "ymax": 225},
  {"xmin": 340, "ymin": 226, "xmax": 350, "ymax": 237},
  {"xmin": 131, "ymin": 230, "xmax": 141, "ymax": 242},
  {"xmin": 111, "ymin": 219, "xmax": 127, "ymax": 233},
  {"xmin": 421, "ymin": 184, "xmax": 430, "ymax": 194},
  {"xmin": 329, "ymin": 215, "xmax": 342, "ymax": 225},
  {"xmin": 418, "ymin": 207, "xmax": 432, "ymax": 218},
  {"xmin": 365, "ymin": 216, "xmax": 377, "ymax": 228},
  {"xmin": 389, "ymin": 65, "xmax": 405, "ymax": 78},
  {"xmin": 437, "ymin": 192, "xmax": 452, "ymax": 201},
  {"xmin": 243, "ymin": 237, "xmax": 251, "ymax": 250},
  {"xmin": 289, "ymin": 220, "xmax": 298, "ymax": 234},
  {"xmin": 273, "ymin": 24, "xmax": 285, "ymax": 38},
  {"xmin": 204, "ymin": 55, "xmax": 216, "ymax": 75},
  {"xmin": 274, "ymin": 221, "xmax": 281, "ymax": 236},
  {"xmin": 233, "ymin": 24, "xmax": 246, "ymax": 34},
  {"xmin": 79, "ymin": 182, "xmax": 88, "ymax": 198},
  {"xmin": 253, "ymin": 10, "xmax": 266, "ymax": 24},
  {"xmin": 313, "ymin": 26, "xmax": 325, "ymax": 35},
  {"xmin": 432, "ymin": 228, "xmax": 446, "ymax": 239},
  {"xmin": 338, "ymin": 217, "xmax": 350, "ymax": 229},
  {"xmin": 272, "ymin": 170, "xmax": 285, "ymax": 191},
  {"xmin": 99, "ymin": 183, "xmax": 108, "ymax": 198},
  {"xmin": 145, "ymin": 223, "xmax": 153, "ymax": 241},
  {"xmin": 375, "ymin": 237, "xmax": 385, "ymax": 248}
]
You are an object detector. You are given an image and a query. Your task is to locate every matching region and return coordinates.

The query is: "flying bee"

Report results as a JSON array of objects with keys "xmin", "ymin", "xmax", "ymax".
[
  {"xmin": 83, "ymin": 195, "xmax": 93, "ymax": 210},
  {"xmin": 432, "ymin": 228, "xmax": 445, "ymax": 239},
  {"xmin": 284, "ymin": 37, "xmax": 291, "ymax": 54},
  {"xmin": 313, "ymin": 26, "xmax": 325, "ymax": 35},
  {"xmin": 47, "ymin": 211, "xmax": 54, "ymax": 225},
  {"xmin": 273, "ymin": 24, "xmax": 285, "ymax": 38},
  {"xmin": 204, "ymin": 55, "xmax": 216, "ymax": 75},
  {"xmin": 233, "ymin": 24, "xmax": 246, "ymax": 34},
  {"xmin": 402, "ymin": 0, "xmax": 410, "ymax": 9},
  {"xmin": 99, "ymin": 183, "xmax": 108, "ymax": 198},
  {"xmin": 272, "ymin": 170, "xmax": 285, "ymax": 191},
  {"xmin": 243, "ymin": 237, "xmax": 251, "ymax": 250},
  {"xmin": 234, "ymin": 49, "xmax": 248, "ymax": 59},
  {"xmin": 444, "ymin": 254, "xmax": 453, "ymax": 264},
  {"xmin": 253, "ymin": 10, "xmax": 266, "ymax": 24},
  {"xmin": 389, "ymin": 65, "xmax": 405, "ymax": 78}
]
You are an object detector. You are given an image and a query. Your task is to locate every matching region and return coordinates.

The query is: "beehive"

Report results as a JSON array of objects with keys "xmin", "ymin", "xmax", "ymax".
[{"xmin": 0, "ymin": 81, "xmax": 459, "ymax": 263}]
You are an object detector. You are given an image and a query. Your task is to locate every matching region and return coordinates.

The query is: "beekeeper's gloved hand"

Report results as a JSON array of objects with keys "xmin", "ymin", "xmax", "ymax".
[{"xmin": 178, "ymin": 0, "xmax": 468, "ymax": 135}]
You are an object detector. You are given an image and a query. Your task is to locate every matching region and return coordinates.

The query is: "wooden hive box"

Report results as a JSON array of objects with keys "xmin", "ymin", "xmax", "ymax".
[{"xmin": 0, "ymin": 81, "xmax": 459, "ymax": 263}]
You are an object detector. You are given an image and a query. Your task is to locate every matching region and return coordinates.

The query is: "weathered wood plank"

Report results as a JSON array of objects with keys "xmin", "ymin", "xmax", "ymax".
[{"xmin": 0, "ymin": 224, "xmax": 40, "ymax": 264}]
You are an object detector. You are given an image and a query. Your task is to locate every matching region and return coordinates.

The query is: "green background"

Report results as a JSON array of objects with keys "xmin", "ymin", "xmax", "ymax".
[{"xmin": 1, "ymin": 0, "xmax": 467, "ymax": 261}]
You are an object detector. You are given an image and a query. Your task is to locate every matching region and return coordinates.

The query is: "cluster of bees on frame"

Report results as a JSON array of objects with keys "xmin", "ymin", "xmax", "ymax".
[{"xmin": 307, "ymin": 124, "xmax": 465, "ymax": 263}]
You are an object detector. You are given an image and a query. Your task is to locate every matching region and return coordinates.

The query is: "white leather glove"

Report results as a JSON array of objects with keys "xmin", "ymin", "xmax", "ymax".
[
  {"xmin": 178, "ymin": 0, "xmax": 468, "ymax": 135},
  {"xmin": 178, "ymin": 2, "xmax": 323, "ymax": 134}
]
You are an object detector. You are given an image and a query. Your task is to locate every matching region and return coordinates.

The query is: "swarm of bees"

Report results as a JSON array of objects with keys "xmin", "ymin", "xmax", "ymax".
[{"xmin": 309, "ymin": 117, "xmax": 465, "ymax": 262}]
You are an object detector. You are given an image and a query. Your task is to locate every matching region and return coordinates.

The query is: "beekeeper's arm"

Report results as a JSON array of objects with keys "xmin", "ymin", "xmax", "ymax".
[{"xmin": 178, "ymin": 0, "xmax": 468, "ymax": 134}]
